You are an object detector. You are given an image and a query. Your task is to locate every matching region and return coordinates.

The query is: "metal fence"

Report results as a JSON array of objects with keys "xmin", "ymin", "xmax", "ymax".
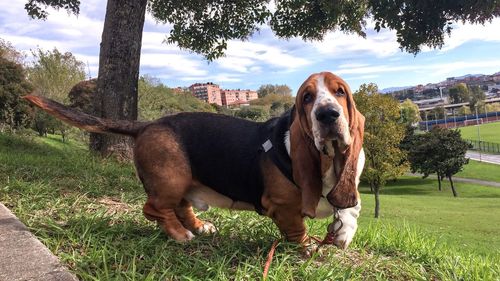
[
  {"xmin": 465, "ymin": 139, "xmax": 500, "ymax": 154},
  {"xmin": 419, "ymin": 111, "xmax": 500, "ymax": 130}
]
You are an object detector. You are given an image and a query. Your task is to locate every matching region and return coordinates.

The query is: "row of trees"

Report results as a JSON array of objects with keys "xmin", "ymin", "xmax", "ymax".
[
  {"xmin": 256, "ymin": 84, "xmax": 292, "ymax": 98},
  {"xmin": 0, "ymin": 39, "xmax": 85, "ymax": 140},
  {"xmin": 448, "ymin": 83, "xmax": 487, "ymax": 111},
  {"xmin": 355, "ymin": 84, "xmax": 471, "ymax": 218}
]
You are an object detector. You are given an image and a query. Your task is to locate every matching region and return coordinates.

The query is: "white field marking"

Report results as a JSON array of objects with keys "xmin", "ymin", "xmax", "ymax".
[
  {"xmin": 310, "ymin": 74, "xmax": 351, "ymax": 153},
  {"xmin": 284, "ymin": 130, "xmax": 291, "ymax": 156}
]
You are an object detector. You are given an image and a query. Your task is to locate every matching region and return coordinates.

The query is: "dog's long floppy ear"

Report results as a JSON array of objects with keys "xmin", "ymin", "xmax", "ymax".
[
  {"xmin": 289, "ymin": 106, "xmax": 323, "ymax": 219},
  {"xmin": 327, "ymin": 90, "xmax": 365, "ymax": 209}
]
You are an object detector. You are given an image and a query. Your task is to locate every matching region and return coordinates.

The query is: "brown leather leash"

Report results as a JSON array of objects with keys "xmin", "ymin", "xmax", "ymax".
[{"xmin": 262, "ymin": 210, "xmax": 344, "ymax": 279}]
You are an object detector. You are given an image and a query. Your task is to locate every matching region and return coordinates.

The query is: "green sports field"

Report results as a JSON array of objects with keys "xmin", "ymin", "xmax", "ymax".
[{"xmin": 459, "ymin": 121, "xmax": 500, "ymax": 143}]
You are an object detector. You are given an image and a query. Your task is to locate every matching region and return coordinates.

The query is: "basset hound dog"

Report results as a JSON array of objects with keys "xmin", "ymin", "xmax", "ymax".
[{"xmin": 24, "ymin": 71, "xmax": 365, "ymax": 251}]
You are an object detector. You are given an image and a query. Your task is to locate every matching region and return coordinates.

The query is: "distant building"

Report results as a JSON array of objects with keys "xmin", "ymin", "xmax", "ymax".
[
  {"xmin": 188, "ymin": 83, "xmax": 258, "ymax": 107},
  {"xmin": 172, "ymin": 87, "xmax": 185, "ymax": 94},
  {"xmin": 221, "ymin": 89, "xmax": 258, "ymax": 106},
  {"xmin": 188, "ymin": 82, "xmax": 222, "ymax": 106},
  {"xmin": 493, "ymin": 73, "xmax": 500, "ymax": 83},
  {"xmin": 413, "ymin": 97, "xmax": 448, "ymax": 109}
]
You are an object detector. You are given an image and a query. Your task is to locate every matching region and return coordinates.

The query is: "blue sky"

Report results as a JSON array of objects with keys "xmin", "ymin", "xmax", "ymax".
[{"xmin": 2, "ymin": 0, "xmax": 500, "ymax": 93}]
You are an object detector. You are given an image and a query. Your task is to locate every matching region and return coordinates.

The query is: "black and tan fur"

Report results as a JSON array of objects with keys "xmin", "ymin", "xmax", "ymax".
[{"xmin": 24, "ymin": 72, "xmax": 364, "ymax": 247}]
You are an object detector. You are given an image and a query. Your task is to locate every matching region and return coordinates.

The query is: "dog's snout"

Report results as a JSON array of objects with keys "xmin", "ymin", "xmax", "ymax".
[{"xmin": 315, "ymin": 107, "xmax": 340, "ymax": 125}]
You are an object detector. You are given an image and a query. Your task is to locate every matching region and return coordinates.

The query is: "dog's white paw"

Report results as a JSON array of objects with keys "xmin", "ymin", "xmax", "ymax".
[
  {"xmin": 173, "ymin": 230, "xmax": 195, "ymax": 243},
  {"xmin": 195, "ymin": 221, "xmax": 217, "ymax": 235},
  {"xmin": 332, "ymin": 202, "xmax": 361, "ymax": 249},
  {"xmin": 186, "ymin": 230, "xmax": 195, "ymax": 240}
]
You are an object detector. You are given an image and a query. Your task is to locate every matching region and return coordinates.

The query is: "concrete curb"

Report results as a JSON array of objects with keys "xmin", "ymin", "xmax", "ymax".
[{"xmin": 0, "ymin": 203, "xmax": 78, "ymax": 281}]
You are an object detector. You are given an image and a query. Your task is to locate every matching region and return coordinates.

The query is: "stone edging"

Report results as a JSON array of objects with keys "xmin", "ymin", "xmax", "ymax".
[{"xmin": 0, "ymin": 203, "xmax": 78, "ymax": 281}]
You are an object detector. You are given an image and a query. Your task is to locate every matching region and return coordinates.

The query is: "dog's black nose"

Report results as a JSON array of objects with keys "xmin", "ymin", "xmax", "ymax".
[{"xmin": 315, "ymin": 107, "xmax": 340, "ymax": 125}]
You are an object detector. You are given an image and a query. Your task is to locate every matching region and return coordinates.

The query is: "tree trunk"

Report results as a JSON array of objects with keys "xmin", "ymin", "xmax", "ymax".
[
  {"xmin": 374, "ymin": 186, "xmax": 380, "ymax": 218},
  {"xmin": 448, "ymin": 175, "xmax": 458, "ymax": 197},
  {"xmin": 90, "ymin": 0, "xmax": 148, "ymax": 158},
  {"xmin": 437, "ymin": 173, "xmax": 442, "ymax": 191}
]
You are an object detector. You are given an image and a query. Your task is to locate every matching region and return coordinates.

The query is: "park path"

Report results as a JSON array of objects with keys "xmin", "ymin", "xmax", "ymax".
[
  {"xmin": 466, "ymin": 151, "xmax": 500, "ymax": 165},
  {"xmin": 0, "ymin": 203, "xmax": 77, "ymax": 281},
  {"xmin": 442, "ymin": 176, "xmax": 500, "ymax": 188},
  {"xmin": 409, "ymin": 173, "xmax": 500, "ymax": 188}
]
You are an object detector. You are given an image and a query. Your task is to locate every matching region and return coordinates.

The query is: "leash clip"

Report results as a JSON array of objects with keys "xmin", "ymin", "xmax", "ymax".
[{"xmin": 321, "ymin": 209, "xmax": 344, "ymax": 246}]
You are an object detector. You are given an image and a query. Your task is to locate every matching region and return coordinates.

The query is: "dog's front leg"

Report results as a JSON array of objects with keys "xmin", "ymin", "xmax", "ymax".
[{"xmin": 263, "ymin": 202, "xmax": 317, "ymax": 255}]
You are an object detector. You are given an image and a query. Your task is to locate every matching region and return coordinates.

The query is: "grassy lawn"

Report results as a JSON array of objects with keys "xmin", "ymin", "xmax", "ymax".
[
  {"xmin": 359, "ymin": 177, "xmax": 500, "ymax": 256},
  {"xmin": 457, "ymin": 159, "xmax": 500, "ymax": 182},
  {"xmin": 1, "ymin": 133, "xmax": 499, "ymax": 280},
  {"xmin": 459, "ymin": 121, "xmax": 500, "ymax": 143}
]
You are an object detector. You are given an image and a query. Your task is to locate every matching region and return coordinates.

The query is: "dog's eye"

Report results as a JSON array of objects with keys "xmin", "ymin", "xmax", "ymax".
[
  {"xmin": 303, "ymin": 92, "xmax": 313, "ymax": 103},
  {"xmin": 336, "ymin": 88, "xmax": 345, "ymax": 97}
]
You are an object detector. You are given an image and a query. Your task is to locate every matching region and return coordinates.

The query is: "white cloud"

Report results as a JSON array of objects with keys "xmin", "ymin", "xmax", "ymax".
[
  {"xmin": 345, "ymin": 74, "xmax": 380, "ymax": 81},
  {"xmin": 337, "ymin": 62, "xmax": 372, "ymax": 69},
  {"xmin": 440, "ymin": 18, "xmax": 500, "ymax": 52},
  {"xmin": 140, "ymin": 53, "xmax": 207, "ymax": 76},
  {"xmin": 179, "ymin": 73, "xmax": 242, "ymax": 83},
  {"xmin": 142, "ymin": 31, "xmax": 180, "ymax": 52},
  {"xmin": 334, "ymin": 59, "xmax": 500, "ymax": 77},
  {"xmin": 221, "ymin": 40, "xmax": 311, "ymax": 72},
  {"xmin": 311, "ymin": 28, "xmax": 400, "ymax": 58},
  {"xmin": 216, "ymin": 56, "xmax": 256, "ymax": 73}
]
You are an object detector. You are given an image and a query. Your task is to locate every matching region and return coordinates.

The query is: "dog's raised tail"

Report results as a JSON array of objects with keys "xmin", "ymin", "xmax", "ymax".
[{"xmin": 23, "ymin": 95, "xmax": 143, "ymax": 136}]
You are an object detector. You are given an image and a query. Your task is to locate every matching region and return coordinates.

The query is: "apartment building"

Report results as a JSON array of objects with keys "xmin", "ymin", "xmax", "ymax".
[
  {"xmin": 189, "ymin": 83, "xmax": 258, "ymax": 106},
  {"xmin": 221, "ymin": 89, "xmax": 258, "ymax": 106},
  {"xmin": 188, "ymin": 82, "xmax": 223, "ymax": 106}
]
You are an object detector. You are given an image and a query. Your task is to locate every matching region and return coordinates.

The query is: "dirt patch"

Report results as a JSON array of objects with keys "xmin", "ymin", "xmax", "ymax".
[{"xmin": 98, "ymin": 197, "xmax": 132, "ymax": 216}]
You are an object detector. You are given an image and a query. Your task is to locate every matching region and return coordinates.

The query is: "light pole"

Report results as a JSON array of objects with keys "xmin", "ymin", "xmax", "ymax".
[
  {"xmin": 444, "ymin": 107, "xmax": 448, "ymax": 128},
  {"xmin": 485, "ymin": 104, "xmax": 488, "ymax": 124},
  {"xmin": 452, "ymin": 107, "xmax": 457, "ymax": 128},
  {"xmin": 475, "ymin": 105, "xmax": 482, "ymax": 162},
  {"xmin": 425, "ymin": 110, "xmax": 429, "ymax": 131}
]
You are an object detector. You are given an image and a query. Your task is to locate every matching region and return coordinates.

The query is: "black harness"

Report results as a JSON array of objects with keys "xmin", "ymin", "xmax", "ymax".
[{"xmin": 260, "ymin": 110, "xmax": 296, "ymax": 185}]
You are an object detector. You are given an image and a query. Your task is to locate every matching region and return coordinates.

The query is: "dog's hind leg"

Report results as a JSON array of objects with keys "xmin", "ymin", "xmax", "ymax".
[
  {"xmin": 143, "ymin": 199, "xmax": 194, "ymax": 242},
  {"xmin": 135, "ymin": 126, "xmax": 195, "ymax": 242},
  {"xmin": 175, "ymin": 199, "xmax": 217, "ymax": 235}
]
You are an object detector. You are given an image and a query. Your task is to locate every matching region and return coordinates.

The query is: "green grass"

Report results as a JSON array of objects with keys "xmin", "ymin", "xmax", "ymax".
[
  {"xmin": 1, "ymin": 132, "xmax": 499, "ymax": 280},
  {"xmin": 459, "ymin": 121, "xmax": 500, "ymax": 143},
  {"xmin": 359, "ymin": 177, "xmax": 500, "ymax": 256},
  {"xmin": 457, "ymin": 160, "xmax": 500, "ymax": 182}
]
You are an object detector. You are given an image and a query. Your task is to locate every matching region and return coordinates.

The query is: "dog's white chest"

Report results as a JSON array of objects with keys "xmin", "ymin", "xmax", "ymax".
[{"xmin": 315, "ymin": 165, "xmax": 337, "ymax": 218}]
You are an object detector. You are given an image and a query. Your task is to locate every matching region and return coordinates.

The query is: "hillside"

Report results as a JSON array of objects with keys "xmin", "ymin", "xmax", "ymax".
[
  {"xmin": 0, "ymin": 133, "xmax": 498, "ymax": 280},
  {"xmin": 382, "ymin": 71, "xmax": 500, "ymax": 101}
]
